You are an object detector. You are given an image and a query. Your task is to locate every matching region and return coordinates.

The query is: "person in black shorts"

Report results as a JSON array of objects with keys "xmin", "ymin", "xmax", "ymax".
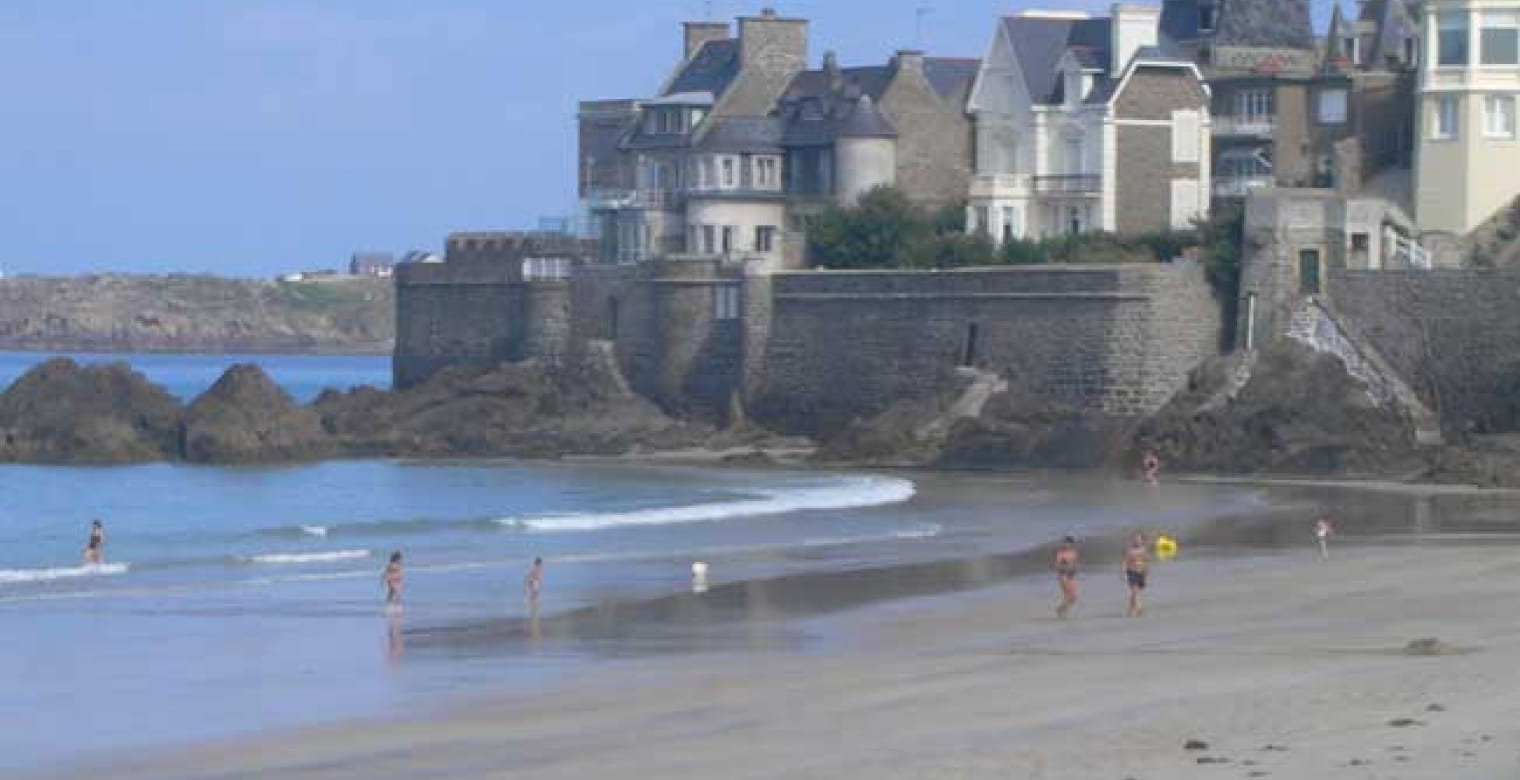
[
  {"xmin": 1054, "ymin": 536, "xmax": 1079, "ymax": 619},
  {"xmin": 83, "ymin": 520, "xmax": 105, "ymax": 565},
  {"xmin": 1122, "ymin": 533, "xmax": 1149, "ymax": 618}
]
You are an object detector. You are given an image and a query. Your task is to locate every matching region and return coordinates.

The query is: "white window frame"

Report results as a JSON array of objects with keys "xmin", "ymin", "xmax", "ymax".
[
  {"xmin": 754, "ymin": 225, "xmax": 776, "ymax": 253},
  {"xmin": 1169, "ymin": 178, "xmax": 1200, "ymax": 229},
  {"xmin": 1484, "ymin": 94, "xmax": 1517, "ymax": 138},
  {"xmin": 720, "ymin": 156, "xmax": 737, "ymax": 188},
  {"xmin": 1318, "ymin": 89, "xmax": 1348, "ymax": 124},
  {"xmin": 1233, "ymin": 89, "xmax": 1273, "ymax": 121},
  {"xmin": 1171, "ymin": 110, "xmax": 1200, "ymax": 162},
  {"xmin": 1438, "ymin": 12, "xmax": 1470, "ymax": 67},
  {"xmin": 1481, "ymin": 11, "xmax": 1520, "ymax": 66},
  {"xmin": 1435, "ymin": 95, "xmax": 1461, "ymax": 139}
]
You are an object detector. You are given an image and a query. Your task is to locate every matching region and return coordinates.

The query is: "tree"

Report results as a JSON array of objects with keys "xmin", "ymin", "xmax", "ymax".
[{"xmin": 807, "ymin": 186, "xmax": 931, "ymax": 269}]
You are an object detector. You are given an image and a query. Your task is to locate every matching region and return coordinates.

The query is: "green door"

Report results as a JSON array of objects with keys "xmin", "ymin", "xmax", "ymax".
[{"xmin": 1299, "ymin": 249, "xmax": 1322, "ymax": 295}]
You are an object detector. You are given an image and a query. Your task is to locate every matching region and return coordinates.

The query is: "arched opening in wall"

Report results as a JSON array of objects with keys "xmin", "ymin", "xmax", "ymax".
[
  {"xmin": 605, "ymin": 296, "xmax": 620, "ymax": 340},
  {"xmin": 962, "ymin": 323, "xmax": 980, "ymax": 367}
]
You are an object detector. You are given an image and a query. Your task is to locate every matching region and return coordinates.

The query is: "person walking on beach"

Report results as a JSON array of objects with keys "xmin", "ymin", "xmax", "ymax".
[
  {"xmin": 382, "ymin": 551, "xmax": 405, "ymax": 607},
  {"xmin": 1054, "ymin": 536, "xmax": 1079, "ymax": 619},
  {"xmin": 1123, "ymin": 533, "xmax": 1150, "ymax": 618},
  {"xmin": 1141, "ymin": 450, "xmax": 1161, "ymax": 485},
  {"xmin": 1315, "ymin": 514, "xmax": 1335, "ymax": 560},
  {"xmin": 82, "ymin": 519, "xmax": 105, "ymax": 565},
  {"xmin": 524, "ymin": 557, "xmax": 544, "ymax": 612}
]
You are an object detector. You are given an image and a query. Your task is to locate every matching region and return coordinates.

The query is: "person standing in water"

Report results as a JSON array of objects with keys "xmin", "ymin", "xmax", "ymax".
[
  {"xmin": 1315, "ymin": 514, "xmax": 1335, "ymax": 560},
  {"xmin": 382, "ymin": 551, "xmax": 405, "ymax": 607},
  {"xmin": 524, "ymin": 557, "xmax": 544, "ymax": 605},
  {"xmin": 1054, "ymin": 536, "xmax": 1079, "ymax": 619},
  {"xmin": 82, "ymin": 520, "xmax": 104, "ymax": 565},
  {"xmin": 1123, "ymin": 533, "xmax": 1150, "ymax": 618}
]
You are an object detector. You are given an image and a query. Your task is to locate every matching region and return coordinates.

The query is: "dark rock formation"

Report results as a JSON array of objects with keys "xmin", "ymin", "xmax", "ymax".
[
  {"xmin": 938, "ymin": 393, "xmax": 1132, "ymax": 470},
  {"xmin": 181, "ymin": 364, "xmax": 334, "ymax": 463},
  {"xmin": 0, "ymin": 358, "xmax": 182, "ymax": 463},
  {"xmin": 1135, "ymin": 343, "xmax": 1424, "ymax": 476}
]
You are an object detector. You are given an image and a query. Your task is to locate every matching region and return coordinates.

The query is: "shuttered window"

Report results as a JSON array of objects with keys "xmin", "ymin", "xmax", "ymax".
[
  {"xmin": 1171, "ymin": 110, "xmax": 1200, "ymax": 163},
  {"xmin": 1169, "ymin": 179, "xmax": 1200, "ymax": 229}
]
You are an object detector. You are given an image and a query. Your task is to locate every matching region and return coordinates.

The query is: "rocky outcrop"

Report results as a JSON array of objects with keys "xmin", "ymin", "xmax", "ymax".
[
  {"xmin": 0, "ymin": 358, "xmax": 183, "ymax": 463},
  {"xmin": 0, "ymin": 274, "xmax": 392, "ymax": 354},
  {"xmin": 1135, "ymin": 342, "xmax": 1425, "ymax": 476},
  {"xmin": 180, "ymin": 364, "xmax": 335, "ymax": 463}
]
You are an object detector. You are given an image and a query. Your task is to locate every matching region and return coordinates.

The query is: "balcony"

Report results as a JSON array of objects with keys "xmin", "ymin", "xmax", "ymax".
[
  {"xmin": 1212, "ymin": 175, "xmax": 1274, "ymax": 198},
  {"xmin": 584, "ymin": 188, "xmax": 682, "ymax": 211},
  {"xmin": 1212, "ymin": 115, "xmax": 1276, "ymax": 136},
  {"xmin": 684, "ymin": 183, "xmax": 787, "ymax": 201},
  {"xmin": 1032, "ymin": 174, "xmax": 1101, "ymax": 196},
  {"xmin": 969, "ymin": 173, "xmax": 1032, "ymax": 199}
]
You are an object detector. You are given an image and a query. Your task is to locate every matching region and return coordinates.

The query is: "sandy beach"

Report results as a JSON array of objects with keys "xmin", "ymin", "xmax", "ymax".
[{"xmin": 41, "ymin": 530, "xmax": 1520, "ymax": 780}]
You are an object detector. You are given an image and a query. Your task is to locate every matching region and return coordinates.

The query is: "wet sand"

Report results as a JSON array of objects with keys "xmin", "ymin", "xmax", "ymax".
[{"xmin": 43, "ymin": 525, "xmax": 1520, "ymax": 779}]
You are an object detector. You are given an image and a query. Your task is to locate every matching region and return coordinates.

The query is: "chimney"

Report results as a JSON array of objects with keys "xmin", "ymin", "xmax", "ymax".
[
  {"xmin": 683, "ymin": 21, "xmax": 730, "ymax": 61},
  {"xmin": 823, "ymin": 50, "xmax": 844, "ymax": 91},
  {"xmin": 893, "ymin": 49, "xmax": 925, "ymax": 77},
  {"xmin": 1109, "ymin": 4, "xmax": 1161, "ymax": 78},
  {"xmin": 738, "ymin": 7, "xmax": 808, "ymax": 72}
]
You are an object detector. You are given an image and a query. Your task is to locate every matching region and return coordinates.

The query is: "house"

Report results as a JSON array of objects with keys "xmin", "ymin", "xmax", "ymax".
[
  {"xmin": 1414, "ymin": 0, "xmax": 1520, "ymax": 236},
  {"xmin": 965, "ymin": 5, "xmax": 1212, "ymax": 242},
  {"xmin": 349, "ymin": 252, "xmax": 395, "ymax": 277},
  {"xmin": 577, "ymin": 7, "xmax": 978, "ymax": 270}
]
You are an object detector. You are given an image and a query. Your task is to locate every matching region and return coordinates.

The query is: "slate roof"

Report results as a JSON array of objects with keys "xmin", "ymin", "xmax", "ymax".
[
  {"xmin": 1001, "ymin": 16, "xmax": 1113, "ymax": 104},
  {"xmin": 693, "ymin": 116, "xmax": 784, "ymax": 152},
  {"xmin": 923, "ymin": 57, "xmax": 982, "ymax": 98},
  {"xmin": 1212, "ymin": 0, "xmax": 1315, "ymax": 50},
  {"xmin": 1159, "ymin": 0, "xmax": 1206, "ymax": 45},
  {"xmin": 664, "ymin": 39, "xmax": 741, "ymax": 98},
  {"xmin": 1368, "ymin": 0, "xmax": 1419, "ymax": 65}
]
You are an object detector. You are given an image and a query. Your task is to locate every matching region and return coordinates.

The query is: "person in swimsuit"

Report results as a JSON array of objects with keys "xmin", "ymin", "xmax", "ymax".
[
  {"xmin": 1123, "ymin": 533, "xmax": 1150, "ymax": 618},
  {"xmin": 1141, "ymin": 450, "xmax": 1161, "ymax": 485},
  {"xmin": 1054, "ymin": 536, "xmax": 1079, "ymax": 619},
  {"xmin": 382, "ymin": 551, "xmax": 404, "ymax": 607},
  {"xmin": 83, "ymin": 520, "xmax": 104, "ymax": 565},
  {"xmin": 1315, "ymin": 514, "xmax": 1334, "ymax": 560},
  {"xmin": 524, "ymin": 557, "xmax": 544, "ymax": 610}
]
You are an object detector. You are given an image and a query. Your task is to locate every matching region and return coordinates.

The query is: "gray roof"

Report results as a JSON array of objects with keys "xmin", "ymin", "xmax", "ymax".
[
  {"xmin": 923, "ymin": 57, "xmax": 982, "ymax": 98},
  {"xmin": 1159, "ymin": 0, "xmax": 1206, "ymax": 45},
  {"xmin": 665, "ymin": 39, "xmax": 741, "ymax": 98},
  {"xmin": 834, "ymin": 95, "xmax": 897, "ymax": 138},
  {"xmin": 1001, "ymin": 16, "xmax": 1113, "ymax": 104},
  {"xmin": 1213, "ymin": 0, "xmax": 1315, "ymax": 50},
  {"xmin": 694, "ymin": 116, "xmax": 784, "ymax": 152}
]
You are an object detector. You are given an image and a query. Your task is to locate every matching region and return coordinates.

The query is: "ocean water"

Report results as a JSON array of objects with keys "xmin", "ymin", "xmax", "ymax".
[
  {"xmin": 0, "ymin": 350, "xmax": 391, "ymax": 402},
  {"xmin": 0, "ymin": 454, "xmax": 1269, "ymax": 770}
]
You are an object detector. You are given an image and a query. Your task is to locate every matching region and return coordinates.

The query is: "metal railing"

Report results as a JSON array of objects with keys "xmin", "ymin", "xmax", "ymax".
[
  {"xmin": 1032, "ymin": 174, "xmax": 1101, "ymax": 195},
  {"xmin": 1212, "ymin": 115, "xmax": 1276, "ymax": 136},
  {"xmin": 1212, "ymin": 175, "xmax": 1274, "ymax": 198}
]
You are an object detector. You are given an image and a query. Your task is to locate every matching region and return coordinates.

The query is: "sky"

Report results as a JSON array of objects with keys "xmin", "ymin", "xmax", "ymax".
[{"xmin": 0, "ymin": 0, "xmax": 1333, "ymax": 277}]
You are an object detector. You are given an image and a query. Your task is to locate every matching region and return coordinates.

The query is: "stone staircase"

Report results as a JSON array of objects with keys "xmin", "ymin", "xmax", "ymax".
[
  {"xmin": 1196, "ymin": 349, "xmax": 1259, "ymax": 414},
  {"xmin": 914, "ymin": 367, "xmax": 1009, "ymax": 441},
  {"xmin": 1285, "ymin": 297, "xmax": 1443, "ymax": 445}
]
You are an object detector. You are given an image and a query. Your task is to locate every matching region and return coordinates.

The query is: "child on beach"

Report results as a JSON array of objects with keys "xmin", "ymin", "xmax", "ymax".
[
  {"xmin": 1315, "ymin": 515, "xmax": 1335, "ymax": 559},
  {"xmin": 524, "ymin": 557, "xmax": 544, "ymax": 611},
  {"xmin": 1054, "ymin": 537, "xmax": 1079, "ymax": 619},
  {"xmin": 382, "ymin": 551, "xmax": 405, "ymax": 607}
]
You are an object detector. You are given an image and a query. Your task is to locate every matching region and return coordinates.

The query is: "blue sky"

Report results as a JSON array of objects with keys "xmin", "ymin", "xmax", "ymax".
[{"xmin": 0, "ymin": 1, "xmax": 1330, "ymax": 277}]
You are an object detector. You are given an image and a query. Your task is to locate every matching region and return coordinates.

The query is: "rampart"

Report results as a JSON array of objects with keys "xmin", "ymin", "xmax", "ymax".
[
  {"xmin": 1327, "ymin": 269, "xmax": 1520, "ymax": 432},
  {"xmin": 748, "ymin": 263, "xmax": 1222, "ymax": 434}
]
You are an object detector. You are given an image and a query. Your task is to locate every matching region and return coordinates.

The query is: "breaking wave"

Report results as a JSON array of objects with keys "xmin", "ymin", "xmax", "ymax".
[
  {"xmin": 0, "ymin": 562, "xmax": 130, "ymax": 584},
  {"xmin": 499, "ymin": 476, "xmax": 917, "ymax": 532},
  {"xmin": 238, "ymin": 550, "xmax": 372, "ymax": 565}
]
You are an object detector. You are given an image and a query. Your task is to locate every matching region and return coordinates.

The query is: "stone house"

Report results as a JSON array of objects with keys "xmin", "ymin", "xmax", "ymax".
[
  {"xmin": 577, "ymin": 8, "xmax": 978, "ymax": 271},
  {"xmin": 965, "ymin": 5, "xmax": 1213, "ymax": 242}
]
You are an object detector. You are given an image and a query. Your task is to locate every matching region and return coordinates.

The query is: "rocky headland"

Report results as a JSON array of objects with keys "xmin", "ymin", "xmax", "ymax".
[
  {"xmin": 0, "ymin": 274, "xmax": 392, "ymax": 354},
  {"xmin": 2, "ymin": 344, "xmax": 1516, "ymax": 486}
]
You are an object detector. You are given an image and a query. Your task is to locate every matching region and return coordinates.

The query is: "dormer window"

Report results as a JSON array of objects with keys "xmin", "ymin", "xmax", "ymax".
[
  {"xmin": 1343, "ymin": 36, "xmax": 1359, "ymax": 64},
  {"xmin": 1199, "ymin": 3, "xmax": 1216, "ymax": 33}
]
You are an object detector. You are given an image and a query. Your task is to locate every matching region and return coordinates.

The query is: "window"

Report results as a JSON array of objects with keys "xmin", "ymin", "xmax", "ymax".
[
  {"xmin": 1439, "ymin": 12, "xmax": 1469, "ymax": 66},
  {"xmin": 1482, "ymin": 11, "xmax": 1520, "ymax": 65},
  {"xmin": 1198, "ymin": 3, "xmax": 1216, "ymax": 32},
  {"xmin": 714, "ymin": 285, "xmax": 741, "ymax": 320},
  {"xmin": 721, "ymin": 157, "xmax": 736, "ymax": 187},
  {"xmin": 1001, "ymin": 207, "xmax": 1016, "ymax": 243},
  {"xmin": 1435, "ymin": 95, "xmax": 1460, "ymax": 139},
  {"xmin": 1065, "ymin": 136, "xmax": 1084, "ymax": 173},
  {"xmin": 720, "ymin": 226, "xmax": 733, "ymax": 254},
  {"xmin": 1298, "ymin": 249, "xmax": 1322, "ymax": 295},
  {"xmin": 1343, "ymin": 36, "xmax": 1359, "ymax": 64},
  {"xmin": 701, "ymin": 157, "xmax": 716, "ymax": 189},
  {"xmin": 1404, "ymin": 36, "xmax": 1419, "ymax": 66},
  {"xmin": 973, "ymin": 206, "xmax": 990, "ymax": 236},
  {"xmin": 1171, "ymin": 110, "xmax": 1200, "ymax": 162},
  {"xmin": 701, "ymin": 225, "xmax": 716, "ymax": 254},
  {"xmin": 1485, "ymin": 95, "xmax": 1516, "ymax": 137},
  {"xmin": 1169, "ymin": 179, "xmax": 1200, "ymax": 229},
  {"xmin": 754, "ymin": 225, "xmax": 776, "ymax": 253},
  {"xmin": 1233, "ymin": 89, "xmax": 1273, "ymax": 121},
  {"xmin": 754, "ymin": 156, "xmax": 780, "ymax": 189},
  {"xmin": 1318, "ymin": 89, "xmax": 1348, "ymax": 124}
]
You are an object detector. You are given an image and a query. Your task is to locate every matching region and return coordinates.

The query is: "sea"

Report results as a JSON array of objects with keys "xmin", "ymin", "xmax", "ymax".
[{"xmin": 4, "ymin": 351, "xmax": 1509, "ymax": 773}]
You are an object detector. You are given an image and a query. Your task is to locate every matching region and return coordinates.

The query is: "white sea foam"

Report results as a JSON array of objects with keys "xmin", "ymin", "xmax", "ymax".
[
  {"xmin": 0, "ymin": 562, "xmax": 129, "ymax": 584},
  {"xmin": 502, "ymin": 476, "xmax": 917, "ymax": 532},
  {"xmin": 241, "ymin": 550, "xmax": 371, "ymax": 565},
  {"xmin": 299, "ymin": 525, "xmax": 329, "ymax": 537}
]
